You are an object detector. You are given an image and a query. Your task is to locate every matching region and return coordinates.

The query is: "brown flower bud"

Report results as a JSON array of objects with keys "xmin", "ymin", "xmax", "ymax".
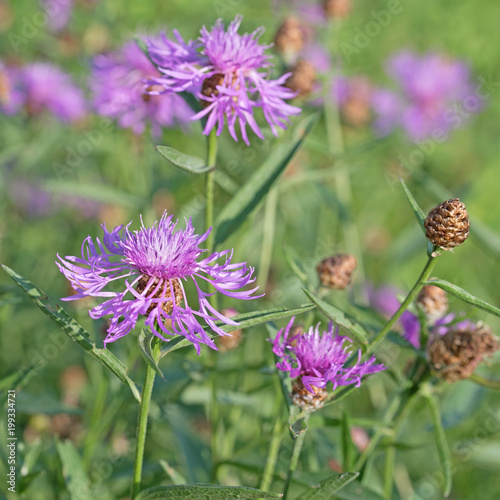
[
  {"xmin": 427, "ymin": 323, "xmax": 498, "ymax": 382},
  {"xmin": 217, "ymin": 308, "xmax": 243, "ymax": 352},
  {"xmin": 274, "ymin": 16, "xmax": 304, "ymax": 56},
  {"xmin": 323, "ymin": 0, "xmax": 352, "ymax": 19},
  {"xmin": 316, "ymin": 253, "xmax": 357, "ymax": 289},
  {"xmin": 424, "ymin": 198, "xmax": 470, "ymax": 249},
  {"xmin": 416, "ymin": 284, "xmax": 448, "ymax": 324},
  {"xmin": 136, "ymin": 276, "xmax": 183, "ymax": 315},
  {"xmin": 285, "ymin": 59, "xmax": 317, "ymax": 98},
  {"xmin": 292, "ymin": 377, "xmax": 328, "ymax": 411}
]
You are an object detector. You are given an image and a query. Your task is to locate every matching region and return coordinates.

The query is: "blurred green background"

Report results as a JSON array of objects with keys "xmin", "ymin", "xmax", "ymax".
[{"xmin": 1, "ymin": 1, "xmax": 500, "ymax": 499}]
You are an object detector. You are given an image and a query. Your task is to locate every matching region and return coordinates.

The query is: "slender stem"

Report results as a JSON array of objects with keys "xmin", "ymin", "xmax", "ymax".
[
  {"xmin": 131, "ymin": 339, "xmax": 160, "ymax": 499},
  {"xmin": 258, "ymin": 188, "xmax": 278, "ymax": 287},
  {"xmin": 205, "ymin": 130, "xmax": 218, "ymax": 253},
  {"xmin": 367, "ymin": 252, "xmax": 438, "ymax": 357},
  {"xmin": 469, "ymin": 372, "xmax": 500, "ymax": 390},
  {"xmin": 282, "ymin": 414, "xmax": 310, "ymax": 500},
  {"xmin": 209, "ymin": 353, "xmax": 219, "ymax": 482},
  {"xmin": 260, "ymin": 393, "xmax": 285, "ymax": 491}
]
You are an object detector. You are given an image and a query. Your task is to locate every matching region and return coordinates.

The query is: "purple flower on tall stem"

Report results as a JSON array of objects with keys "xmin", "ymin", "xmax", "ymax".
[
  {"xmin": 271, "ymin": 317, "xmax": 385, "ymax": 403},
  {"xmin": 371, "ymin": 51, "xmax": 479, "ymax": 142},
  {"xmin": 57, "ymin": 213, "xmax": 261, "ymax": 353},
  {"xmin": 3, "ymin": 62, "xmax": 86, "ymax": 122},
  {"xmin": 91, "ymin": 41, "xmax": 192, "ymax": 136},
  {"xmin": 146, "ymin": 15, "xmax": 301, "ymax": 145}
]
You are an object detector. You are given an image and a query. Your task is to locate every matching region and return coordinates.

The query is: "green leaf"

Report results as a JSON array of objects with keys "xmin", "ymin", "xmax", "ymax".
[
  {"xmin": 159, "ymin": 460, "xmax": 187, "ymax": 485},
  {"xmin": 56, "ymin": 439, "xmax": 91, "ymax": 500},
  {"xmin": 302, "ymin": 289, "xmax": 368, "ymax": 349},
  {"xmin": 426, "ymin": 278, "xmax": 500, "ymax": 318},
  {"xmin": 138, "ymin": 328, "xmax": 164, "ymax": 379},
  {"xmin": 341, "ymin": 411, "xmax": 356, "ymax": 471},
  {"xmin": 161, "ymin": 303, "xmax": 316, "ymax": 355},
  {"xmin": 300, "ymin": 472, "xmax": 359, "ymax": 500},
  {"xmin": 43, "ymin": 180, "xmax": 143, "ymax": 207},
  {"xmin": 136, "ymin": 485, "xmax": 282, "ymax": 499},
  {"xmin": 156, "ymin": 146, "xmax": 212, "ymax": 174},
  {"xmin": 0, "ymin": 365, "xmax": 37, "ymax": 396},
  {"xmin": 333, "ymin": 481, "xmax": 386, "ymax": 500},
  {"xmin": 214, "ymin": 113, "xmax": 319, "ymax": 246},
  {"xmin": 283, "ymin": 245, "xmax": 314, "ymax": 289},
  {"xmin": 400, "ymin": 178, "xmax": 426, "ymax": 233},
  {"xmin": 424, "ymin": 392, "xmax": 452, "ymax": 497},
  {"xmin": 2, "ymin": 265, "xmax": 141, "ymax": 402}
]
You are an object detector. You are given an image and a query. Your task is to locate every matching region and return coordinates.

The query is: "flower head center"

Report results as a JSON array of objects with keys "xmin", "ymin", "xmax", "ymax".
[{"xmin": 136, "ymin": 275, "xmax": 183, "ymax": 315}]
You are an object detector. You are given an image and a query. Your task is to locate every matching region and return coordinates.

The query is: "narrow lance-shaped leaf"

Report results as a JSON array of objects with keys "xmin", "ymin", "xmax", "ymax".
[
  {"xmin": 135, "ymin": 484, "xmax": 282, "ymax": 499},
  {"xmin": 426, "ymin": 278, "xmax": 500, "ymax": 319},
  {"xmin": 299, "ymin": 472, "xmax": 359, "ymax": 500},
  {"xmin": 56, "ymin": 439, "xmax": 91, "ymax": 500},
  {"xmin": 161, "ymin": 303, "xmax": 316, "ymax": 356},
  {"xmin": 214, "ymin": 112, "xmax": 319, "ymax": 246},
  {"xmin": 341, "ymin": 410, "xmax": 356, "ymax": 471},
  {"xmin": 302, "ymin": 289, "xmax": 368, "ymax": 349},
  {"xmin": 2, "ymin": 265, "xmax": 141, "ymax": 402},
  {"xmin": 400, "ymin": 178, "xmax": 426, "ymax": 233},
  {"xmin": 156, "ymin": 146, "xmax": 212, "ymax": 174},
  {"xmin": 424, "ymin": 392, "xmax": 453, "ymax": 497}
]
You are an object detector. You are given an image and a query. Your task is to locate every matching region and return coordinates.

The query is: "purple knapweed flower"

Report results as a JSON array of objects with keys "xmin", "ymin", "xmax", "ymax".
[
  {"xmin": 57, "ymin": 213, "xmax": 261, "ymax": 353},
  {"xmin": 146, "ymin": 15, "xmax": 301, "ymax": 145},
  {"xmin": 91, "ymin": 41, "xmax": 192, "ymax": 136},
  {"xmin": 4, "ymin": 62, "xmax": 86, "ymax": 122},
  {"xmin": 371, "ymin": 51, "xmax": 479, "ymax": 142},
  {"xmin": 271, "ymin": 317, "xmax": 385, "ymax": 409}
]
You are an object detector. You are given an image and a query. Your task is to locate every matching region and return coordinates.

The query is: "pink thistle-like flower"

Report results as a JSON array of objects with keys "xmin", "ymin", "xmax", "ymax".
[
  {"xmin": 371, "ymin": 51, "xmax": 480, "ymax": 142},
  {"xmin": 57, "ymin": 213, "xmax": 262, "ymax": 353},
  {"xmin": 2, "ymin": 62, "xmax": 86, "ymax": 122},
  {"xmin": 271, "ymin": 317, "xmax": 386, "ymax": 394},
  {"xmin": 90, "ymin": 41, "xmax": 192, "ymax": 136},
  {"xmin": 146, "ymin": 15, "xmax": 301, "ymax": 145}
]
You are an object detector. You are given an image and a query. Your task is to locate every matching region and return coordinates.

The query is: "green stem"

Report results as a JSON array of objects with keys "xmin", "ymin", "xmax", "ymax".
[
  {"xmin": 209, "ymin": 353, "xmax": 219, "ymax": 482},
  {"xmin": 131, "ymin": 339, "xmax": 160, "ymax": 499},
  {"xmin": 205, "ymin": 130, "xmax": 218, "ymax": 253},
  {"xmin": 469, "ymin": 373, "xmax": 500, "ymax": 390},
  {"xmin": 367, "ymin": 251, "xmax": 438, "ymax": 357},
  {"xmin": 258, "ymin": 188, "xmax": 278, "ymax": 288},
  {"xmin": 282, "ymin": 414, "xmax": 310, "ymax": 500},
  {"xmin": 260, "ymin": 392, "xmax": 285, "ymax": 491}
]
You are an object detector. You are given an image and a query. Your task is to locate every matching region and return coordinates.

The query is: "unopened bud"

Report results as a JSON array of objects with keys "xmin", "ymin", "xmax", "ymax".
[
  {"xmin": 424, "ymin": 198, "xmax": 470, "ymax": 250},
  {"xmin": 427, "ymin": 323, "xmax": 498, "ymax": 382},
  {"xmin": 323, "ymin": 0, "xmax": 352, "ymax": 19},
  {"xmin": 217, "ymin": 308, "xmax": 243, "ymax": 352},
  {"xmin": 317, "ymin": 253, "xmax": 357, "ymax": 289},
  {"xmin": 416, "ymin": 284, "xmax": 448, "ymax": 324},
  {"xmin": 274, "ymin": 16, "xmax": 304, "ymax": 57},
  {"xmin": 285, "ymin": 59, "xmax": 317, "ymax": 98}
]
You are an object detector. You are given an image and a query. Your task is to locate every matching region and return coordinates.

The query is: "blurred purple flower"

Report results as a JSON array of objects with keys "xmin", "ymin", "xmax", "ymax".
[
  {"xmin": 57, "ymin": 213, "xmax": 262, "ymax": 353},
  {"xmin": 91, "ymin": 41, "xmax": 192, "ymax": 136},
  {"xmin": 146, "ymin": 15, "xmax": 301, "ymax": 145},
  {"xmin": 372, "ymin": 51, "xmax": 479, "ymax": 142},
  {"xmin": 40, "ymin": 0, "xmax": 74, "ymax": 33},
  {"xmin": 271, "ymin": 317, "xmax": 385, "ymax": 394},
  {"xmin": 3, "ymin": 63, "xmax": 86, "ymax": 122}
]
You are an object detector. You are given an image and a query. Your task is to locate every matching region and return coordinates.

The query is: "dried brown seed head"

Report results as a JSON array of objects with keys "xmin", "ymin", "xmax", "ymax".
[
  {"xmin": 417, "ymin": 284, "xmax": 448, "ymax": 324},
  {"xmin": 316, "ymin": 253, "xmax": 357, "ymax": 289},
  {"xmin": 323, "ymin": 0, "xmax": 352, "ymax": 19},
  {"xmin": 285, "ymin": 59, "xmax": 317, "ymax": 98},
  {"xmin": 424, "ymin": 198, "xmax": 470, "ymax": 249},
  {"xmin": 274, "ymin": 16, "xmax": 304, "ymax": 56},
  {"xmin": 427, "ymin": 323, "xmax": 499, "ymax": 382}
]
